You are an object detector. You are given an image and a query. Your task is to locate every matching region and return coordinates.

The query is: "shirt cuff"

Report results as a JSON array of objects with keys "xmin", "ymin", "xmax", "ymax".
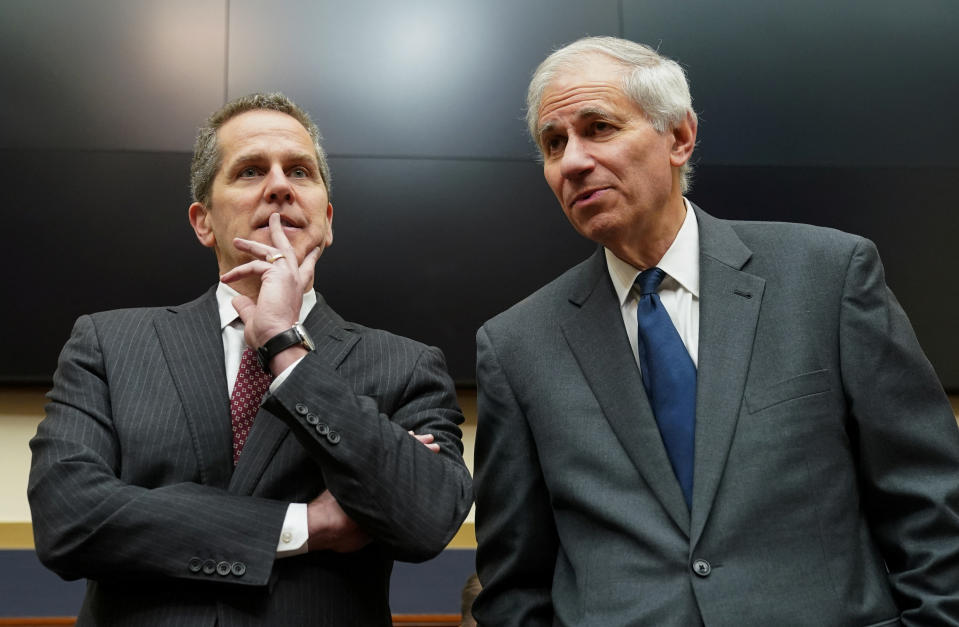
[
  {"xmin": 269, "ymin": 354, "xmax": 307, "ymax": 393},
  {"xmin": 276, "ymin": 502, "xmax": 309, "ymax": 557}
]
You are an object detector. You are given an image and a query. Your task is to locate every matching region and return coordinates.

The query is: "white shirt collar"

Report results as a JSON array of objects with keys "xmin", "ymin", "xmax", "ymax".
[
  {"xmin": 215, "ymin": 282, "xmax": 317, "ymax": 330},
  {"xmin": 605, "ymin": 198, "xmax": 700, "ymax": 306}
]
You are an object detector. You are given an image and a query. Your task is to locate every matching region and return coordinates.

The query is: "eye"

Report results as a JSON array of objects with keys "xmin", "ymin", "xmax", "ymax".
[
  {"xmin": 239, "ymin": 166, "xmax": 260, "ymax": 178},
  {"xmin": 290, "ymin": 166, "xmax": 309, "ymax": 178},
  {"xmin": 589, "ymin": 120, "xmax": 615, "ymax": 135},
  {"xmin": 543, "ymin": 135, "xmax": 566, "ymax": 156}
]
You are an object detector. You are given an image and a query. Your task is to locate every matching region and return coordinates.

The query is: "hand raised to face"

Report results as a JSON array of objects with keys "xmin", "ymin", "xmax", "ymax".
[{"xmin": 220, "ymin": 212, "xmax": 323, "ymax": 366}]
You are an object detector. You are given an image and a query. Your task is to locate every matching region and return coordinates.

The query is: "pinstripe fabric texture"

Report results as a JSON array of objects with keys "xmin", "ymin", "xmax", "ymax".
[{"xmin": 28, "ymin": 286, "xmax": 472, "ymax": 626}]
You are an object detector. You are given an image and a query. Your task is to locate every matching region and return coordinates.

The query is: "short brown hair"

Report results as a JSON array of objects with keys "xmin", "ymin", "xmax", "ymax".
[{"xmin": 190, "ymin": 92, "xmax": 331, "ymax": 206}]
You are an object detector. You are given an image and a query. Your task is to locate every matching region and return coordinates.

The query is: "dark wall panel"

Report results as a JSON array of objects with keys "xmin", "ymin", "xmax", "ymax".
[
  {"xmin": 0, "ymin": 0, "xmax": 226, "ymax": 152},
  {"xmin": 4, "ymin": 149, "xmax": 209, "ymax": 382},
  {"xmin": 227, "ymin": 0, "xmax": 621, "ymax": 159},
  {"xmin": 623, "ymin": 0, "xmax": 959, "ymax": 166},
  {"xmin": 2, "ymin": 0, "xmax": 956, "ymax": 390}
]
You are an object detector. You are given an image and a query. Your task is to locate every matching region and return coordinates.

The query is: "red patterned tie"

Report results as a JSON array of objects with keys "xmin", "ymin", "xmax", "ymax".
[{"xmin": 230, "ymin": 347, "xmax": 273, "ymax": 465}]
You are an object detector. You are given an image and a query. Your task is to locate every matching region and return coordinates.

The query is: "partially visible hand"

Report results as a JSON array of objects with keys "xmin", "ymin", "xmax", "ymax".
[
  {"xmin": 305, "ymin": 433, "xmax": 438, "ymax": 552},
  {"xmin": 306, "ymin": 490, "xmax": 372, "ymax": 553},
  {"xmin": 220, "ymin": 212, "xmax": 323, "ymax": 351},
  {"xmin": 410, "ymin": 431, "xmax": 441, "ymax": 453}
]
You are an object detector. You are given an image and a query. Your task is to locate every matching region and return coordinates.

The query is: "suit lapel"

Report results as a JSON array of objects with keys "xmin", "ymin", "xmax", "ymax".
[
  {"xmin": 561, "ymin": 250, "xmax": 691, "ymax": 534},
  {"xmin": 154, "ymin": 287, "xmax": 234, "ymax": 489},
  {"xmin": 689, "ymin": 206, "xmax": 764, "ymax": 546},
  {"xmin": 228, "ymin": 294, "xmax": 361, "ymax": 495}
]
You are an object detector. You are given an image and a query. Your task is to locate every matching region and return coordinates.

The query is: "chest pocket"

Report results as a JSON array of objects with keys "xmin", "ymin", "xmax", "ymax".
[{"xmin": 746, "ymin": 369, "xmax": 831, "ymax": 414}]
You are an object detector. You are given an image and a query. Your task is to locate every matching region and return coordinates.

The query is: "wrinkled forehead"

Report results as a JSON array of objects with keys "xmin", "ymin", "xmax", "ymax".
[
  {"xmin": 217, "ymin": 111, "xmax": 317, "ymax": 166},
  {"xmin": 537, "ymin": 55, "xmax": 630, "ymax": 119},
  {"xmin": 537, "ymin": 60, "xmax": 634, "ymax": 132}
]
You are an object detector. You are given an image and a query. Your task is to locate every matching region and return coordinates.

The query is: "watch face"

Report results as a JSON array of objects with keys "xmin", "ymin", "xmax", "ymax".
[{"xmin": 295, "ymin": 323, "xmax": 315, "ymax": 351}]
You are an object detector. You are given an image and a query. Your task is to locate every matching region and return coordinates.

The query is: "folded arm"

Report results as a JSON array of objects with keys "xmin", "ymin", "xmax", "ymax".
[{"xmin": 28, "ymin": 314, "xmax": 289, "ymax": 586}]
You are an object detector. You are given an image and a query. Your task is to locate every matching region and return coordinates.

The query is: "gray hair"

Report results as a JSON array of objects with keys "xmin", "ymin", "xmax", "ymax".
[
  {"xmin": 527, "ymin": 36, "xmax": 697, "ymax": 192},
  {"xmin": 190, "ymin": 92, "xmax": 332, "ymax": 206}
]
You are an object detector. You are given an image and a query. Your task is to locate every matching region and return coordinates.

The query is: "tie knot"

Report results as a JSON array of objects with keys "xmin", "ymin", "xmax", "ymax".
[{"xmin": 636, "ymin": 267, "xmax": 666, "ymax": 296}]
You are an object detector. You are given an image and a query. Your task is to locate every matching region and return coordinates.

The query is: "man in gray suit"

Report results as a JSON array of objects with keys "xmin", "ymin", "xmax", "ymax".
[
  {"xmin": 473, "ymin": 37, "xmax": 959, "ymax": 626},
  {"xmin": 29, "ymin": 93, "xmax": 472, "ymax": 625}
]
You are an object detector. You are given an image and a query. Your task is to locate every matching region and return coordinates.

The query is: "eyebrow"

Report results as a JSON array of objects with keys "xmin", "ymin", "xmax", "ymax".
[
  {"xmin": 536, "ymin": 106, "xmax": 624, "ymax": 142},
  {"xmin": 228, "ymin": 150, "xmax": 318, "ymax": 169}
]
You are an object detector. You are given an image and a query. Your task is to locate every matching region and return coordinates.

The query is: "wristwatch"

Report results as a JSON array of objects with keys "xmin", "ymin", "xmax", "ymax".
[{"xmin": 256, "ymin": 323, "xmax": 315, "ymax": 372}]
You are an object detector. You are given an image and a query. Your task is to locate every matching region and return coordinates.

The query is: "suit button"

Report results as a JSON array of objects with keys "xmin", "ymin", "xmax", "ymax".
[
  {"xmin": 316, "ymin": 423, "xmax": 330, "ymax": 436},
  {"xmin": 231, "ymin": 561, "xmax": 247, "ymax": 577},
  {"xmin": 306, "ymin": 413, "xmax": 319, "ymax": 425},
  {"xmin": 327, "ymin": 430, "xmax": 341, "ymax": 444},
  {"xmin": 188, "ymin": 557, "xmax": 203, "ymax": 573},
  {"xmin": 216, "ymin": 561, "xmax": 231, "ymax": 576},
  {"xmin": 201, "ymin": 559, "xmax": 216, "ymax": 575},
  {"xmin": 295, "ymin": 403, "xmax": 309, "ymax": 416},
  {"xmin": 692, "ymin": 559, "xmax": 711, "ymax": 577}
]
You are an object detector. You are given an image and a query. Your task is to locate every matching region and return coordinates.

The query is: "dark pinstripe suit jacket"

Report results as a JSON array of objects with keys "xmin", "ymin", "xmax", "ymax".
[{"xmin": 29, "ymin": 286, "xmax": 472, "ymax": 626}]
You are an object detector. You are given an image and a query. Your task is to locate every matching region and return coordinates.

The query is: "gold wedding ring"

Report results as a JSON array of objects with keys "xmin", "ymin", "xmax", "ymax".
[{"xmin": 265, "ymin": 252, "xmax": 285, "ymax": 264}]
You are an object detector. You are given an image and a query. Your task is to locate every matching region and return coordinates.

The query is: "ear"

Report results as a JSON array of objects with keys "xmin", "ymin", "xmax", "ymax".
[
  {"xmin": 323, "ymin": 202, "xmax": 334, "ymax": 247},
  {"xmin": 188, "ymin": 202, "xmax": 216, "ymax": 248},
  {"xmin": 668, "ymin": 111, "xmax": 697, "ymax": 168}
]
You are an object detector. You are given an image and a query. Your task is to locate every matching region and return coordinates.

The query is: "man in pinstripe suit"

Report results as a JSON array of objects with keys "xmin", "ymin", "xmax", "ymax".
[{"xmin": 28, "ymin": 93, "xmax": 472, "ymax": 625}]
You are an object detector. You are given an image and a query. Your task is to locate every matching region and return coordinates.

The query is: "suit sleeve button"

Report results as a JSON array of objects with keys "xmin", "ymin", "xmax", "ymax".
[
  {"xmin": 306, "ymin": 413, "xmax": 319, "ymax": 425},
  {"xmin": 216, "ymin": 561, "xmax": 231, "ymax": 576},
  {"xmin": 692, "ymin": 559, "xmax": 711, "ymax": 577},
  {"xmin": 231, "ymin": 561, "xmax": 247, "ymax": 577},
  {"xmin": 201, "ymin": 559, "xmax": 216, "ymax": 575},
  {"xmin": 327, "ymin": 430, "xmax": 341, "ymax": 444},
  {"xmin": 295, "ymin": 403, "xmax": 309, "ymax": 415},
  {"xmin": 188, "ymin": 557, "xmax": 203, "ymax": 573},
  {"xmin": 315, "ymin": 423, "xmax": 330, "ymax": 436}
]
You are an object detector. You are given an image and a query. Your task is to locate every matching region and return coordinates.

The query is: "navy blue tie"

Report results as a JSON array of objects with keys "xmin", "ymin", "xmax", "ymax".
[{"xmin": 636, "ymin": 268, "xmax": 696, "ymax": 509}]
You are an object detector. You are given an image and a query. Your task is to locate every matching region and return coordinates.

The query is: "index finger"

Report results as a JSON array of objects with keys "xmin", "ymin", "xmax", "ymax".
[{"xmin": 267, "ymin": 212, "xmax": 298, "ymax": 260}]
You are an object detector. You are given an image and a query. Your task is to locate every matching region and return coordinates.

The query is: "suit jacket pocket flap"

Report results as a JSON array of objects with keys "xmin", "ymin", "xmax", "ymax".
[{"xmin": 746, "ymin": 369, "xmax": 831, "ymax": 414}]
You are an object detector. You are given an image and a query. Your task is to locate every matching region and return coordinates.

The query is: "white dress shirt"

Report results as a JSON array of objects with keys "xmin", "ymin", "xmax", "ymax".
[
  {"xmin": 605, "ymin": 199, "xmax": 700, "ymax": 371},
  {"xmin": 215, "ymin": 282, "xmax": 314, "ymax": 557}
]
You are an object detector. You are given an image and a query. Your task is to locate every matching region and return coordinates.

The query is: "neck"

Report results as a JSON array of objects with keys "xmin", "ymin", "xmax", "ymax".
[
  {"xmin": 230, "ymin": 276, "xmax": 262, "ymax": 300},
  {"xmin": 610, "ymin": 195, "xmax": 687, "ymax": 270}
]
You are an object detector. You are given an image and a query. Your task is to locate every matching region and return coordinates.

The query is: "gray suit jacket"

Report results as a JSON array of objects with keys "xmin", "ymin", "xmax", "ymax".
[
  {"xmin": 29, "ymin": 287, "xmax": 472, "ymax": 626},
  {"xmin": 473, "ymin": 206, "xmax": 959, "ymax": 626}
]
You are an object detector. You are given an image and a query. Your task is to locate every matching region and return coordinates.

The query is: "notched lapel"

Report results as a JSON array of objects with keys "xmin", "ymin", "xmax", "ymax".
[
  {"xmin": 304, "ymin": 296, "xmax": 361, "ymax": 371},
  {"xmin": 691, "ymin": 208, "xmax": 765, "ymax": 545},
  {"xmin": 561, "ymin": 253, "xmax": 691, "ymax": 534},
  {"xmin": 154, "ymin": 288, "xmax": 234, "ymax": 489}
]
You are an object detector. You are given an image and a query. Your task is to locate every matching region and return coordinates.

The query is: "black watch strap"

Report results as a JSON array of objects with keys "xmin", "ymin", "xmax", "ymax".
[{"xmin": 256, "ymin": 323, "xmax": 314, "ymax": 373}]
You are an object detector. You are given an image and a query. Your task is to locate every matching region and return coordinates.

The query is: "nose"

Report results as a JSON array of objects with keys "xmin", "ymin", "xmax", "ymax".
[
  {"xmin": 264, "ymin": 165, "xmax": 293, "ymax": 205},
  {"xmin": 560, "ymin": 135, "xmax": 594, "ymax": 180}
]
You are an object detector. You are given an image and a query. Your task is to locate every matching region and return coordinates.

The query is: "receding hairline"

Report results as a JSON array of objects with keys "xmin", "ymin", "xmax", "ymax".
[{"xmin": 533, "ymin": 53, "xmax": 636, "ymax": 118}]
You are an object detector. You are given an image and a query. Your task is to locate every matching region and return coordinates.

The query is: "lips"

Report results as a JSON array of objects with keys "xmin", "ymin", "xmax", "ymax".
[
  {"xmin": 254, "ymin": 214, "xmax": 302, "ymax": 229},
  {"xmin": 569, "ymin": 186, "xmax": 610, "ymax": 209}
]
